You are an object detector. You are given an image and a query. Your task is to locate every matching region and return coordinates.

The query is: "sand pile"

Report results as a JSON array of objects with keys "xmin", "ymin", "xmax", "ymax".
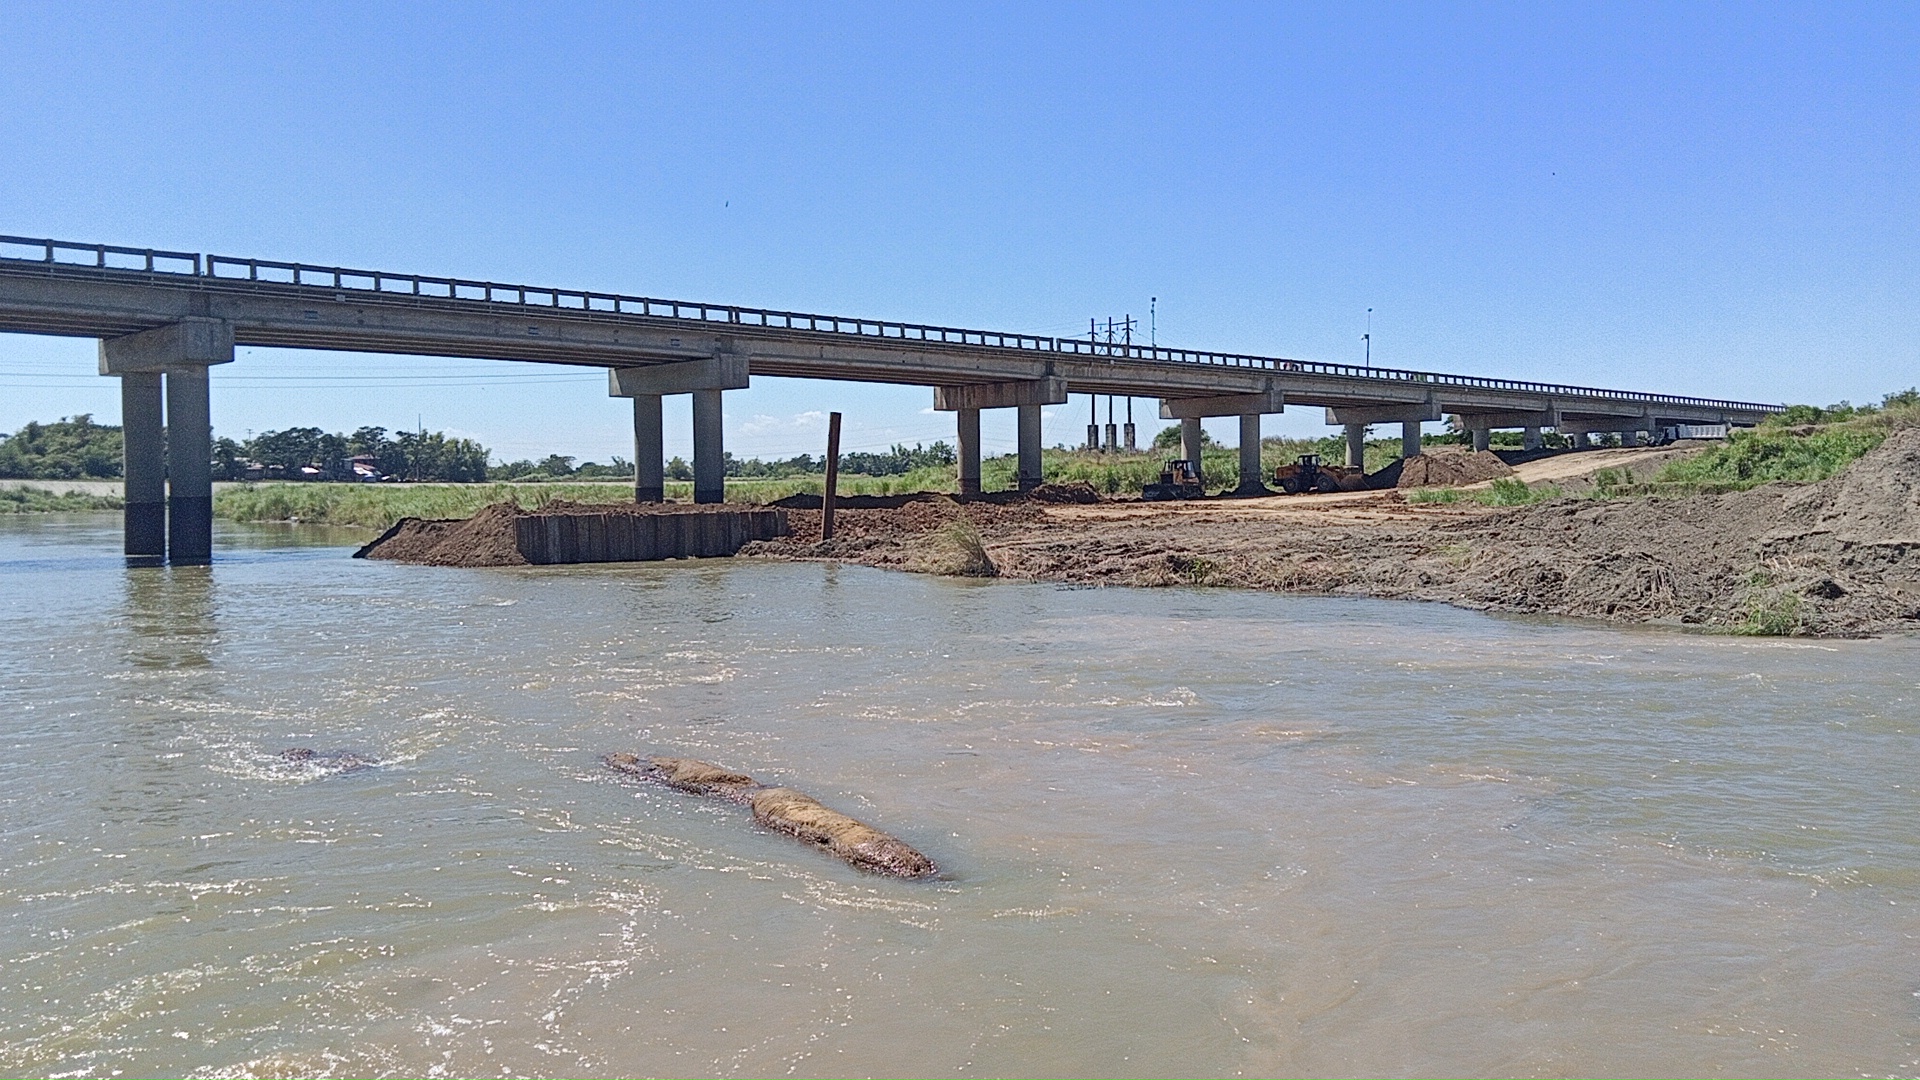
[{"xmin": 1396, "ymin": 448, "xmax": 1516, "ymax": 489}]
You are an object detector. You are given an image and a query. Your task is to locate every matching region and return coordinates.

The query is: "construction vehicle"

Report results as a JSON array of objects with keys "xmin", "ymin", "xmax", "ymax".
[
  {"xmin": 1273, "ymin": 453, "xmax": 1368, "ymax": 495},
  {"xmin": 1142, "ymin": 458, "xmax": 1205, "ymax": 501}
]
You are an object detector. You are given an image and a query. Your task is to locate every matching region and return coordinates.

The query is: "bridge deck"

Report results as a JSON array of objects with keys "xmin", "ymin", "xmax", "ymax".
[{"xmin": 0, "ymin": 235, "xmax": 1782, "ymax": 424}]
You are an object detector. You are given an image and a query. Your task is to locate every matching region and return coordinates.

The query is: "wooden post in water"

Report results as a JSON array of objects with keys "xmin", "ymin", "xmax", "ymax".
[{"xmin": 822, "ymin": 411, "xmax": 842, "ymax": 541}]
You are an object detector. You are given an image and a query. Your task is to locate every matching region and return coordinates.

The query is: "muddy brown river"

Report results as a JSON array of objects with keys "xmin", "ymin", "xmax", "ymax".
[{"xmin": 3, "ymin": 514, "xmax": 1917, "ymax": 1077}]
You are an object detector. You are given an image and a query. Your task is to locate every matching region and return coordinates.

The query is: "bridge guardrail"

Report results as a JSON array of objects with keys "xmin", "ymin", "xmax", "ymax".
[{"xmin": 0, "ymin": 234, "xmax": 1786, "ymax": 414}]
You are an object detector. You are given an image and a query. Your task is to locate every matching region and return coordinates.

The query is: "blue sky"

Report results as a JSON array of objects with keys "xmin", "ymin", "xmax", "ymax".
[{"xmin": 2, "ymin": 2, "xmax": 1914, "ymax": 462}]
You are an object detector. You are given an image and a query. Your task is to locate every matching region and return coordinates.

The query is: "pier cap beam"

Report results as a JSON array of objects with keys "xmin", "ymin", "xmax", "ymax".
[
  {"xmin": 1158, "ymin": 388, "xmax": 1285, "ymax": 420},
  {"xmin": 609, "ymin": 354, "xmax": 749, "ymax": 397},
  {"xmin": 1446, "ymin": 408, "xmax": 1559, "ymax": 431},
  {"xmin": 1325, "ymin": 402, "xmax": 1441, "ymax": 427},
  {"xmin": 1558, "ymin": 413, "xmax": 1655, "ymax": 436},
  {"xmin": 98, "ymin": 317, "xmax": 234, "ymax": 374},
  {"xmin": 933, "ymin": 377, "xmax": 1068, "ymax": 412}
]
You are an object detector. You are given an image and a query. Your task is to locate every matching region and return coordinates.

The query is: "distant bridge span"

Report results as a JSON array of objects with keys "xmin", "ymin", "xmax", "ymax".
[{"xmin": 0, "ymin": 234, "xmax": 1783, "ymax": 565}]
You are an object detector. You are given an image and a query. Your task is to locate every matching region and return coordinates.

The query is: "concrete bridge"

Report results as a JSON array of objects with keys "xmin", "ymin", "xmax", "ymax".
[{"xmin": 0, "ymin": 234, "xmax": 1784, "ymax": 566}]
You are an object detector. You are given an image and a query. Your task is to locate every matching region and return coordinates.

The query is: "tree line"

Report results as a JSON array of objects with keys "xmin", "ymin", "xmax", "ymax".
[
  {"xmin": 1, "ymin": 417, "xmax": 959, "ymax": 483},
  {"xmin": 0, "ymin": 417, "xmax": 489, "ymax": 482}
]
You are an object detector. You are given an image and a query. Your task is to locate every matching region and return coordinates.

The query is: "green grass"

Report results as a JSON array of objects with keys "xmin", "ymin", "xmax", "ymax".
[
  {"xmin": 1655, "ymin": 425, "xmax": 1893, "ymax": 490},
  {"xmin": 0, "ymin": 485, "xmax": 124, "ymax": 513},
  {"xmin": 1405, "ymin": 478, "xmax": 1562, "ymax": 507},
  {"xmin": 1732, "ymin": 570, "xmax": 1809, "ymax": 636}
]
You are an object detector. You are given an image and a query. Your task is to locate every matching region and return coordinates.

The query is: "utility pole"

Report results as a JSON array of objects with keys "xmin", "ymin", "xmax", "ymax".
[
  {"xmin": 1364, "ymin": 308, "xmax": 1372, "ymax": 370},
  {"xmin": 1150, "ymin": 297, "xmax": 1156, "ymax": 348},
  {"xmin": 1089, "ymin": 313, "xmax": 1142, "ymax": 451}
]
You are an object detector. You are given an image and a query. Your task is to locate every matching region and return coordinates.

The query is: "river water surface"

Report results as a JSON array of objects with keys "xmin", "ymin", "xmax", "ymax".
[{"xmin": 3, "ymin": 515, "xmax": 1918, "ymax": 1077}]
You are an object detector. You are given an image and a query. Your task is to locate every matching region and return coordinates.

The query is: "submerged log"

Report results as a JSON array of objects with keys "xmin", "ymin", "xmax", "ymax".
[{"xmin": 603, "ymin": 753, "xmax": 937, "ymax": 879}]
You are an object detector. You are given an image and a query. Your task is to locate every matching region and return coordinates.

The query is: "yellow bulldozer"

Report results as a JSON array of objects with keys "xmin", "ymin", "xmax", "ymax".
[
  {"xmin": 1142, "ymin": 458, "xmax": 1206, "ymax": 501},
  {"xmin": 1272, "ymin": 454, "xmax": 1368, "ymax": 495}
]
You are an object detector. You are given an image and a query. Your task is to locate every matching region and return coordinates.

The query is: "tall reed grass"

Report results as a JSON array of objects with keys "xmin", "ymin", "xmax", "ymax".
[{"xmin": 0, "ymin": 486, "xmax": 124, "ymax": 513}]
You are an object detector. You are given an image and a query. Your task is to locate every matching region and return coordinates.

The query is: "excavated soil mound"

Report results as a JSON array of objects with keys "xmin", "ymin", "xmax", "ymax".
[
  {"xmin": 355, "ymin": 502, "xmax": 528, "ymax": 566},
  {"xmin": 357, "ymin": 499, "xmax": 784, "ymax": 566},
  {"xmin": 1026, "ymin": 481, "xmax": 1104, "ymax": 504},
  {"xmin": 1396, "ymin": 448, "xmax": 1517, "ymax": 489}
]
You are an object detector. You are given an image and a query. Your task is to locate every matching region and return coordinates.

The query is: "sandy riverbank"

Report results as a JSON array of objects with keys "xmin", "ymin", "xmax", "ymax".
[{"xmin": 738, "ymin": 434, "xmax": 1920, "ymax": 638}]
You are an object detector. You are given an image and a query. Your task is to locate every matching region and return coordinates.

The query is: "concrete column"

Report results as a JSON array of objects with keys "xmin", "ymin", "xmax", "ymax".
[
  {"xmin": 120, "ymin": 372, "xmax": 165, "ymax": 567},
  {"xmin": 1620, "ymin": 429, "xmax": 1640, "ymax": 448},
  {"xmin": 1180, "ymin": 417, "xmax": 1203, "ymax": 465},
  {"xmin": 631, "ymin": 394, "xmax": 663, "ymax": 502},
  {"xmin": 692, "ymin": 388, "xmax": 725, "ymax": 504},
  {"xmin": 1236, "ymin": 413, "xmax": 1267, "ymax": 495},
  {"xmin": 1123, "ymin": 422, "xmax": 1136, "ymax": 452},
  {"xmin": 1344, "ymin": 423, "xmax": 1366, "ymax": 468},
  {"xmin": 1523, "ymin": 426, "xmax": 1542, "ymax": 450},
  {"xmin": 956, "ymin": 407, "xmax": 981, "ymax": 498},
  {"xmin": 1103, "ymin": 422, "xmax": 1118, "ymax": 453},
  {"xmin": 1401, "ymin": 420, "xmax": 1423, "ymax": 460},
  {"xmin": 164, "ymin": 366, "xmax": 213, "ymax": 566},
  {"xmin": 1016, "ymin": 403, "xmax": 1043, "ymax": 491},
  {"xmin": 1470, "ymin": 427, "xmax": 1491, "ymax": 452},
  {"xmin": 1086, "ymin": 423, "xmax": 1100, "ymax": 452}
]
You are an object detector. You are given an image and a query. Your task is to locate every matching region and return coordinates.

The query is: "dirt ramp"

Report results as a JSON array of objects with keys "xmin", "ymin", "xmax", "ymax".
[{"xmin": 603, "ymin": 753, "xmax": 938, "ymax": 879}]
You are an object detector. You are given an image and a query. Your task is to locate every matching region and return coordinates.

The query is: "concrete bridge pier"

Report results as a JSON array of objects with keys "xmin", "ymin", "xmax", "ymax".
[
  {"xmin": 611, "ymin": 355, "xmax": 749, "ymax": 505},
  {"xmin": 1161, "ymin": 388, "xmax": 1283, "ymax": 496},
  {"xmin": 933, "ymin": 378, "xmax": 1066, "ymax": 494},
  {"xmin": 1344, "ymin": 423, "xmax": 1366, "ymax": 468},
  {"xmin": 1470, "ymin": 427, "xmax": 1492, "ymax": 452},
  {"xmin": 1523, "ymin": 426, "xmax": 1543, "ymax": 450},
  {"xmin": 630, "ymin": 395, "xmax": 664, "ymax": 502},
  {"xmin": 119, "ymin": 372, "xmax": 165, "ymax": 566},
  {"xmin": 1329, "ymin": 401, "xmax": 1439, "ymax": 463},
  {"xmin": 1180, "ymin": 418, "xmax": 1203, "ymax": 466},
  {"xmin": 692, "ymin": 389, "xmax": 725, "ymax": 503},
  {"xmin": 1016, "ymin": 404, "xmax": 1044, "ymax": 491},
  {"xmin": 955, "ymin": 407, "xmax": 981, "ymax": 498},
  {"xmin": 1237, "ymin": 413, "xmax": 1265, "ymax": 495},
  {"xmin": 99, "ymin": 318, "xmax": 234, "ymax": 566},
  {"xmin": 164, "ymin": 367, "xmax": 215, "ymax": 564},
  {"xmin": 1401, "ymin": 421, "xmax": 1423, "ymax": 460}
]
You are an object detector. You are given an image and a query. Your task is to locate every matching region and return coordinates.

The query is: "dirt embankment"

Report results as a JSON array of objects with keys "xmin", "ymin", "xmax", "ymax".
[{"xmin": 742, "ymin": 433, "xmax": 1920, "ymax": 637}]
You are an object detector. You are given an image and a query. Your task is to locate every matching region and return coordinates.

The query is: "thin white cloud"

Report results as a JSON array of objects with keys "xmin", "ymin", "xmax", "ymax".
[{"xmin": 739, "ymin": 410, "xmax": 827, "ymax": 436}]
